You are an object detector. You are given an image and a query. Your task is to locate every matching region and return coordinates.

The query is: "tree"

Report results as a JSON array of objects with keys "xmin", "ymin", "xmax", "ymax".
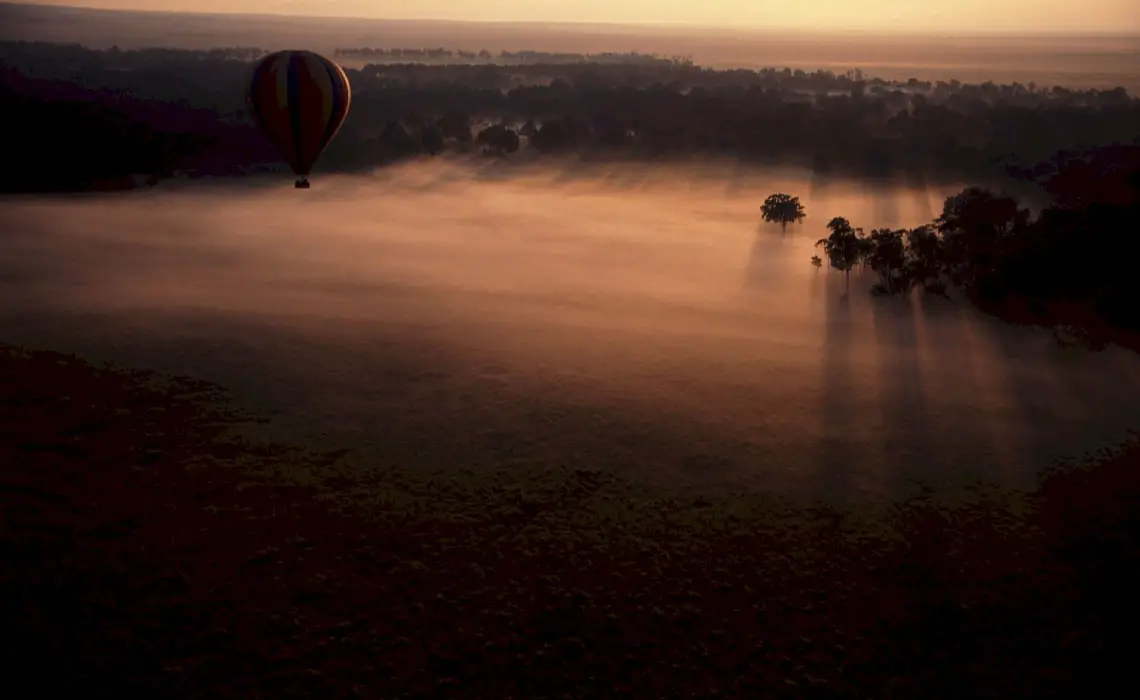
[
  {"xmin": 421, "ymin": 125, "xmax": 444, "ymax": 155},
  {"xmin": 936, "ymin": 187, "xmax": 1026, "ymax": 288},
  {"xmin": 760, "ymin": 193, "xmax": 807, "ymax": 232},
  {"xmin": 476, "ymin": 124, "xmax": 521, "ymax": 156},
  {"xmin": 866, "ymin": 228, "xmax": 908, "ymax": 293},
  {"xmin": 904, "ymin": 225, "xmax": 944, "ymax": 292},
  {"xmin": 816, "ymin": 217, "xmax": 863, "ymax": 290},
  {"xmin": 436, "ymin": 111, "xmax": 473, "ymax": 143},
  {"xmin": 531, "ymin": 116, "xmax": 591, "ymax": 153},
  {"xmin": 378, "ymin": 120, "xmax": 418, "ymax": 158}
]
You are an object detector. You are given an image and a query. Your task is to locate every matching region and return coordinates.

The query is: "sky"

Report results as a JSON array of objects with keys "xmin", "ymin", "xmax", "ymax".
[{"xmin": 19, "ymin": 1, "xmax": 1140, "ymax": 33}]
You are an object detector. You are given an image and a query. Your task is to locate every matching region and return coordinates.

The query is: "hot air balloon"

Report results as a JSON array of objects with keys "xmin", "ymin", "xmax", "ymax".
[{"xmin": 247, "ymin": 50, "xmax": 351, "ymax": 189}]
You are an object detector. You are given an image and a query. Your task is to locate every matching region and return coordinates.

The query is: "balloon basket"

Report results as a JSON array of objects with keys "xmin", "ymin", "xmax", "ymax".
[{"xmin": 295, "ymin": 179, "xmax": 311, "ymax": 189}]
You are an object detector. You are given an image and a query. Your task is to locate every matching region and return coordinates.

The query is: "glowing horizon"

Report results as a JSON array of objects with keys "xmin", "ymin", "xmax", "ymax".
[{"xmin": 14, "ymin": 1, "xmax": 1140, "ymax": 34}]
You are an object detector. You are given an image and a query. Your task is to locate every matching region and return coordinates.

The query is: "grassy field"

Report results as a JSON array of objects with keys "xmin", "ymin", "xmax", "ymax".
[{"xmin": 2, "ymin": 340, "xmax": 1137, "ymax": 698}]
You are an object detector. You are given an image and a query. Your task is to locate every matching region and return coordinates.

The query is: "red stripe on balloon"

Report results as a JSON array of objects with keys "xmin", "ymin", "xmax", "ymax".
[
  {"xmin": 293, "ymin": 53, "xmax": 335, "ymax": 175},
  {"xmin": 249, "ymin": 54, "xmax": 300, "ymax": 171}
]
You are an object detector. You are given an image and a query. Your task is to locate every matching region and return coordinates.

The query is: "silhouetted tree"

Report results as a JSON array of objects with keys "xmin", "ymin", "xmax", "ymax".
[
  {"xmin": 903, "ymin": 225, "xmax": 944, "ymax": 293},
  {"xmin": 436, "ymin": 111, "xmax": 473, "ymax": 143},
  {"xmin": 865, "ymin": 228, "xmax": 908, "ymax": 294},
  {"xmin": 379, "ymin": 120, "xmax": 419, "ymax": 158},
  {"xmin": 816, "ymin": 217, "xmax": 863, "ymax": 290},
  {"xmin": 760, "ymin": 193, "xmax": 807, "ymax": 232},
  {"xmin": 421, "ymin": 125, "xmax": 444, "ymax": 155},
  {"xmin": 935, "ymin": 187, "xmax": 1028, "ymax": 293},
  {"xmin": 531, "ymin": 116, "xmax": 592, "ymax": 153},
  {"xmin": 476, "ymin": 124, "xmax": 521, "ymax": 156}
]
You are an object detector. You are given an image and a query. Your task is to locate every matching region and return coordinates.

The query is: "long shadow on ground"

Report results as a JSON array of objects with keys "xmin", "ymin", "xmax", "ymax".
[{"xmin": 1, "ymin": 342, "xmax": 1137, "ymax": 699}]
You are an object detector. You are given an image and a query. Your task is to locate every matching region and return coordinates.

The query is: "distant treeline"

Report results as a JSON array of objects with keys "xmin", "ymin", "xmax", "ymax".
[
  {"xmin": 1, "ymin": 41, "xmax": 1138, "ymax": 190},
  {"xmin": 334, "ymin": 47, "xmax": 693, "ymax": 67}
]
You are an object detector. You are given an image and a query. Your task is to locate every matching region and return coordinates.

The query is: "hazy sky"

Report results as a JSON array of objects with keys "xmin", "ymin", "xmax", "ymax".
[{"xmin": 23, "ymin": 1, "xmax": 1140, "ymax": 33}]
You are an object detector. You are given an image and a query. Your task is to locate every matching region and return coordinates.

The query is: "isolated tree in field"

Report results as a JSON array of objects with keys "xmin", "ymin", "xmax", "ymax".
[
  {"xmin": 761, "ymin": 193, "xmax": 807, "ymax": 232},
  {"xmin": 816, "ymin": 216, "xmax": 863, "ymax": 290}
]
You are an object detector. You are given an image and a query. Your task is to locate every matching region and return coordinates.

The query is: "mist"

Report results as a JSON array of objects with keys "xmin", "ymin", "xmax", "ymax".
[{"xmin": 3, "ymin": 160, "xmax": 1140, "ymax": 501}]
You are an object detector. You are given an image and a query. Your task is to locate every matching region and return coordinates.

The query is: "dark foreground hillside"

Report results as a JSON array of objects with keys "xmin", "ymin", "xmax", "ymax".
[{"xmin": 2, "ymin": 342, "xmax": 1137, "ymax": 699}]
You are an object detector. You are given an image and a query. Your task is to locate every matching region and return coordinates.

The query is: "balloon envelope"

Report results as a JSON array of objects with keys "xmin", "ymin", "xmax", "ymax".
[{"xmin": 247, "ymin": 50, "xmax": 351, "ymax": 187}]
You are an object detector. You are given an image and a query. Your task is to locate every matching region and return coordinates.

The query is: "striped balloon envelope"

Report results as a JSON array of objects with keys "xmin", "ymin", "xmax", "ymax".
[{"xmin": 247, "ymin": 50, "xmax": 352, "ymax": 189}]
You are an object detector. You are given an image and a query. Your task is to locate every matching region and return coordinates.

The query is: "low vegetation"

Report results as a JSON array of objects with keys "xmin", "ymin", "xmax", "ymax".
[{"xmin": 3, "ymin": 342, "xmax": 1138, "ymax": 699}]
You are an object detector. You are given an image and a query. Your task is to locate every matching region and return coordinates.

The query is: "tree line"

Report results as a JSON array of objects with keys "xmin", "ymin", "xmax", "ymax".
[
  {"xmin": 762, "ymin": 144, "xmax": 1140, "ymax": 341},
  {"xmin": 334, "ymin": 47, "xmax": 692, "ymax": 67},
  {"xmin": 2, "ymin": 41, "xmax": 1137, "ymax": 187}
]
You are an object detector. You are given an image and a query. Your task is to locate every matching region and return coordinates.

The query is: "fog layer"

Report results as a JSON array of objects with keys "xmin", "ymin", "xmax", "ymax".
[{"xmin": 3, "ymin": 161, "xmax": 1139, "ymax": 501}]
